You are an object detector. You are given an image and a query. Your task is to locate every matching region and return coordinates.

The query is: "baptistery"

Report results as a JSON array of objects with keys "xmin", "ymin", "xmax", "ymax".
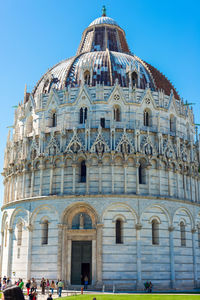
[{"xmin": 1, "ymin": 8, "xmax": 200, "ymax": 290}]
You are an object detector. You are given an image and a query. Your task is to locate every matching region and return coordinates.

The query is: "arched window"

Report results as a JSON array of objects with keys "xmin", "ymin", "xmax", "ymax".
[
  {"xmin": 138, "ymin": 164, "xmax": 146, "ymax": 184},
  {"xmin": 41, "ymin": 220, "xmax": 49, "ymax": 245},
  {"xmin": 80, "ymin": 107, "xmax": 88, "ymax": 124},
  {"xmin": 131, "ymin": 72, "xmax": 138, "ymax": 88},
  {"xmin": 180, "ymin": 221, "xmax": 186, "ymax": 247},
  {"xmin": 17, "ymin": 223, "xmax": 23, "ymax": 246},
  {"xmin": 152, "ymin": 219, "xmax": 159, "ymax": 245},
  {"xmin": 113, "ymin": 106, "xmax": 121, "ymax": 122},
  {"xmin": 84, "ymin": 71, "xmax": 90, "ymax": 85},
  {"xmin": 116, "ymin": 219, "xmax": 123, "ymax": 244},
  {"xmin": 144, "ymin": 110, "xmax": 150, "ymax": 127},
  {"xmin": 170, "ymin": 115, "xmax": 176, "ymax": 132},
  {"xmin": 52, "ymin": 112, "xmax": 57, "ymax": 127},
  {"xmin": 80, "ymin": 160, "xmax": 86, "ymax": 182}
]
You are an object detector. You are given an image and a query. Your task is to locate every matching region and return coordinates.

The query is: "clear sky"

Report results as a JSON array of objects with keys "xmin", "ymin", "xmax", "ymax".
[{"xmin": 0, "ymin": 0, "xmax": 199, "ymax": 223}]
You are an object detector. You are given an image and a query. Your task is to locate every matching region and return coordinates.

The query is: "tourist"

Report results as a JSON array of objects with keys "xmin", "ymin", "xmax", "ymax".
[
  {"xmin": 29, "ymin": 291, "xmax": 37, "ymax": 300},
  {"xmin": 47, "ymin": 293, "xmax": 53, "ymax": 300},
  {"xmin": 0, "ymin": 277, "xmax": 2, "ymax": 291},
  {"xmin": 6, "ymin": 277, "xmax": 11, "ymax": 286},
  {"xmin": 144, "ymin": 281, "xmax": 149, "ymax": 292},
  {"xmin": 31, "ymin": 278, "xmax": 37, "ymax": 293},
  {"xmin": 2, "ymin": 285, "xmax": 25, "ymax": 300},
  {"xmin": 84, "ymin": 275, "xmax": 88, "ymax": 290},
  {"xmin": 56, "ymin": 279, "xmax": 59, "ymax": 294},
  {"xmin": 2, "ymin": 280, "xmax": 7, "ymax": 290},
  {"xmin": 46, "ymin": 279, "xmax": 50, "ymax": 293},
  {"xmin": 50, "ymin": 280, "xmax": 56, "ymax": 294},
  {"xmin": 149, "ymin": 281, "xmax": 153, "ymax": 293},
  {"xmin": 57, "ymin": 279, "xmax": 64, "ymax": 297},
  {"xmin": 26, "ymin": 279, "xmax": 31, "ymax": 295},
  {"xmin": 41, "ymin": 277, "xmax": 46, "ymax": 295},
  {"xmin": 19, "ymin": 279, "xmax": 24, "ymax": 291}
]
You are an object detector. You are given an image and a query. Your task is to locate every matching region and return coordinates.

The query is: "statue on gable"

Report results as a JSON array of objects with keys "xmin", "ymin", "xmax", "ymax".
[
  {"xmin": 96, "ymin": 141, "xmax": 104, "ymax": 156},
  {"xmin": 144, "ymin": 143, "xmax": 152, "ymax": 156}
]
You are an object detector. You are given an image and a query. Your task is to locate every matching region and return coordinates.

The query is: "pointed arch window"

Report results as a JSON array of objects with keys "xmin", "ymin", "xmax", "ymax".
[
  {"xmin": 84, "ymin": 71, "xmax": 90, "ymax": 85},
  {"xmin": 116, "ymin": 219, "xmax": 123, "ymax": 244},
  {"xmin": 138, "ymin": 163, "xmax": 146, "ymax": 184},
  {"xmin": 152, "ymin": 219, "xmax": 159, "ymax": 245},
  {"xmin": 80, "ymin": 160, "xmax": 86, "ymax": 183},
  {"xmin": 131, "ymin": 71, "xmax": 138, "ymax": 88},
  {"xmin": 41, "ymin": 220, "xmax": 49, "ymax": 245},
  {"xmin": 52, "ymin": 112, "xmax": 57, "ymax": 127},
  {"xmin": 180, "ymin": 221, "xmax": 186, "ymax": 247},
  {"xmin": 80, "ymin": 107, "xmax": 88, "ymax": 124},
  {"xmin": 144, "ymin": 110, "xmax": 150, "ymax": 127},
  {"xmin": 113, "ymin": 106, "xmax": 121, "ymax": 122},
  {"xmin": 170, "ymin": 115, "xmax": 176, "ymax": 132},
  {"xmin": 17, "ymin": 223, "xmax": 23, "ymax": 246}
]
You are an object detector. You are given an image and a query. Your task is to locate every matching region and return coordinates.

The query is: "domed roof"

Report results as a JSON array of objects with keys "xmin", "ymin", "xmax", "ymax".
[
  {"xmin": 32, "ymin": 9, "xmax": 180, "ymax": 100},
  {"xmin": 89, "ymin": 16, "xmax": 118, "ymax": 27}
]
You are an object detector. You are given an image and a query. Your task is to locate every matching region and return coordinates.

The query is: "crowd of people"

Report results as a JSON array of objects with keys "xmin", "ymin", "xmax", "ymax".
[
  {"xmin": 0, "ymin": 276, "xmax": 64, "ymax": 299},
  {"xmin": 144, "ymin": 281, "xmax": 153, "ymax": 292}
]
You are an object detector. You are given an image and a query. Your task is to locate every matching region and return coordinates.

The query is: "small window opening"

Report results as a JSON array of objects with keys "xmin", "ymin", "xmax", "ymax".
[
  {"xmin": 17, "ymin": 223, "xmax": 23, "ymax": 246},
  {"xmin": 84, "ymin": 71, "xmax": 90, "ymax": 85},
  {"xmin": 114, "ymin": 106, "xmax": 121, "ymax": 122},
  {"xmin": 80, "ymin": 107, "xmax": 88, "ymax": 124},
  {"xmin": 131, "ymin": 72, "xmax": 138, "ymax": 88},
  {"xmin": 41, "ymin": 221, "xmax": 49, "ymax": 245},
  {"xmin": 139, "ymin": 164, "xmax": 146, "ymax": 184},
  {"xmin": 180, "ymin": 221, "xmax": 186, "ymax": 247},
  {"xmin": 100, "ymin": 118, "xmax": 105, "ymax": 128},
  {"xmin": 144, "ymin": 110, "xmax": 150, "ymax": 126},
  {"xmin": 52, "ymin": 113, "xmax": 57, "ymax": 127},
  {"xmin": 80, "ymin": 160, "xmax": 86, "ymax": 183},
  {"xmin": 116, "ymin": 219, "xmax": 123, "ymax": 244},
  {"xmin": 152, "ymin": 220, "xmax": 159, "ymax": 245}
]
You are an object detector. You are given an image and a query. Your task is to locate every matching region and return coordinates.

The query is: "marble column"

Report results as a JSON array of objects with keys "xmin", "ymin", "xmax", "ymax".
[
  {"xmin": 60, "ymin": 164, "xmax": 65, "ymax": 195},
  {"xmin": 26, "ymin": 224, "xmax": 33, "ymax": 280},
  {"xmin": 30, "ymin": 169, "xmax": 35, "ymax": 198},
  {"xmin": 92, "ymin": 239, "xmax": 97, "ymax": 285},
  {"xmin": 49, "ymin": 166, "xmax": 53, "ymax": 195},
  {"xmin": 39, "ymin": 165, "xmax": 44, "ymax": 196},
  {"xmin": 0, "ymin": 231, "xmax": 4, "ymax": 276},
  {"xmin": 96, "ymin": 224, "xmax": 103, "ymax": 286},
  {"xmin": 72, "ymin": 164, "xmax": 77, "ymax": 194},
  {"xmin": 7, "ymin": 228, "xmax": 13, "ymax": 278},
  {"xmin": 86, "ymin": 162, "xmax": 90, "ymax": 194},
  {"xmin": 147, "ymin": 166, "xmax": 151, "ymax": 195},
  {"xmin": 191, "ymin": 228, "xmax": 198, "ymax": 287},
  {"xmin": 183, "ymin": 173, "xmax": 186, "ymax": 199},
  {"xmin": 111, "ymin": 163, "xmax": 114, "ymax": 193},
  {"xmin": 124, "ymin": 163, "xmax": 128, "ymax": 194},
  {"xmin": 57, "ymin": 224, "xmax": 63, "ymax": 280},
  {"xmin": 98, "ymin": 162, "xmax": 102, "ymax": 194},
  {"xmin": 66, "ymin": 239, "xmax": 72, "ymax": 284},
  {"xmin": 136, "ymin": 223, "xmax": 143, "ymax": 290},
  {"xmin": 168, "ymin": 167, "xmax": 171, "ymax": 197},
  {"xmin": 62, "ymin": 226, "xmax": 67, "ymax": 283},
  {"xmin": 176, "ymin": 171, "xmax": 179, "ymax": 199},
  {"xmin": 136, "ymin": 163, "xmax": 140, "ymax": 195},
  {"xmin": 22, "ymin": 170, "xmax": 26, "ymax": 199},
  {"xmin": 169, "ymin": 226, "xmax": 175, "ymax": 288},
  {"xmin": 190, "ymin": 176, "xmax": 193, "ymax": 201}
]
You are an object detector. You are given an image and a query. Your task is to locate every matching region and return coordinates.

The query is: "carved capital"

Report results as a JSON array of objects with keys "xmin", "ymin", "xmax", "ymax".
[
  {"xmin": 8, "ymin": 227, "xmax": 13, "ymax": 233},
  {"xmin": 168, "ymin": 226, "xmax": 175, "ymax": 232},
  {"xmin": 135, "ymin": 223, "xmax": 142, "ymax": 230},
  {"xmin": 26, "ymin": 224, "xmax": 34, "ymax": 232},
  {"xmin": 191, "ymin": 228, "xmax": 197, "ymax": 234}
]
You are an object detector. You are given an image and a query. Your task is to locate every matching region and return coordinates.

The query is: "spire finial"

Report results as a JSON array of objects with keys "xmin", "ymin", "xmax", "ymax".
[{"xmin": 102, "ymin": 5, "xmax": 106, "ymax": 17}]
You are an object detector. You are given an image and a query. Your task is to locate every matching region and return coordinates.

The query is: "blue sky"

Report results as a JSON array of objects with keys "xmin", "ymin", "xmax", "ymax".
[{"xmin": 0, "ymin": 0, "xmax": 199, "ymax": 221}]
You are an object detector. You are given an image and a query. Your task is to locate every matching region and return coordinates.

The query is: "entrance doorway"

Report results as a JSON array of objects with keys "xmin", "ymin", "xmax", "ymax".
[{"xmin": 71, "ymin": 241, "xmax": 92, "ymax": 285}]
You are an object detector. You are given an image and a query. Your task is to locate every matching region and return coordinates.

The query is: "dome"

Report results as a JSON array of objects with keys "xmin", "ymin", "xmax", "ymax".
[
  {"xmin": 89, "ymin": 16, "xmax": 119, "ymax": 27},
  {"xmin": 32, "ymin": 10, "xmax": 180, "ymax": 100}
]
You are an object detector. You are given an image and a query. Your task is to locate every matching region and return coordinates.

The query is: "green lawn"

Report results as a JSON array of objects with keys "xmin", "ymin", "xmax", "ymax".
[{"xmin": 55, "ymin": 295, "xmax": 200, "ymax": 300}]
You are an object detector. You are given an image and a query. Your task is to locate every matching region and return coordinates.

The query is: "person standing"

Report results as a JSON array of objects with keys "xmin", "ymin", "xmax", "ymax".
[
  {"xmin": 50, "ymin": 280, "xmax": 55, "ymax": 294},
  {"xmin": 26, "ymin": 280, "xmax": 31, "ymax": 295},
  {"xmin": 47, "ymin": 293, "xmax": 53, "ymax": 300},
  {"xmin": 41, "ymin": 278, "xmax": 46, "ymax": 295},
  {"xmin": 31, "ymin": 278, "xmax": 37, "ymax": 293},
  {"xmin": 58, "ymin": 279, "xmax": 64, "ymax": 297},
  {"xmin": 19, "ymin": 279, "xmax": 24, "ymax": 291},
  {"xmin": 46, "ymin": 279, "xmax": 50, "ymax": 294},
  {"xmin": 84, "ymin": 275, "xmax": 88, "ymax": 290}
]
